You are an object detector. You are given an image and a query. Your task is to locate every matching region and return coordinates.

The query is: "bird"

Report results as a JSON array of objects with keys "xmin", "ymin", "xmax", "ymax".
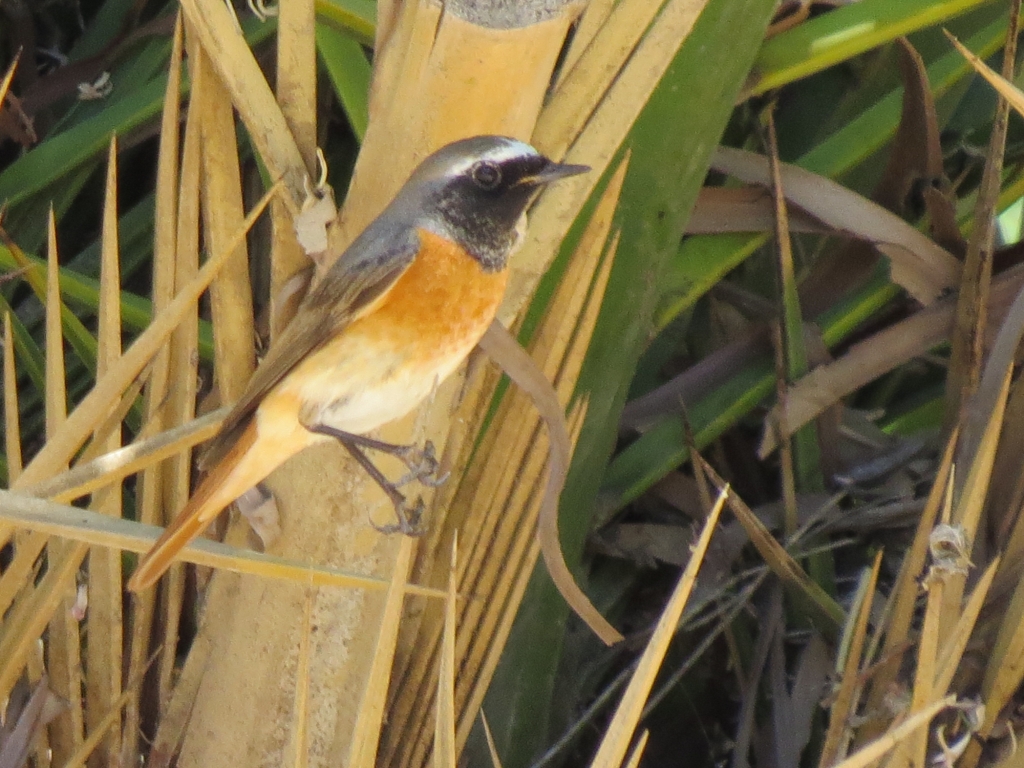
[{"xmin": 127, "ymin": 136, "xmax": 588, "ymax": 592}]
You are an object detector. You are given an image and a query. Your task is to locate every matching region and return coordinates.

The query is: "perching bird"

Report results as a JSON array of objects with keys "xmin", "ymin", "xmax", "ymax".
[{"xmin": 127, "ymin": 136, "xmax": 588, "ymax": 592}]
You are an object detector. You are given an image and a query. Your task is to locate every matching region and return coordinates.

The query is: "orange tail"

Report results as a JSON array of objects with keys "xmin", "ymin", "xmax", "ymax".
[{"xmin": 128, "ymin": 418, "xmax": 308, "ymax": 592}]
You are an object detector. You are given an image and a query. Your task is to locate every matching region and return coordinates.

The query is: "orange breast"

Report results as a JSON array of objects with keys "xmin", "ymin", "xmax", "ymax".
[
  {"xmin": 267, "ymin": 227, "xmax": 510, "ymax": 436},
  {"xmin": 364, "ymin": 227, "xmax": 509, "ymax": 360}
]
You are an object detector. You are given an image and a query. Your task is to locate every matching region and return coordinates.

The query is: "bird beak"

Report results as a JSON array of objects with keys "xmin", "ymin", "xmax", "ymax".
[{"xmin": 524, "ymin": 160, "xmax": 590, "ymax": 186}]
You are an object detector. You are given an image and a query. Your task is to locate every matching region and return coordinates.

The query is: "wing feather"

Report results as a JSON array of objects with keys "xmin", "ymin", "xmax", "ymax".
[{"xmin": 200, "ymin": 226, "xmax": 420, "ymax": 469}]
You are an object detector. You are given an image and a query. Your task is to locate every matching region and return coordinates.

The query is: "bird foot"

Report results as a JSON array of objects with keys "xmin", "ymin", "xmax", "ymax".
[
  {"xmin": 236, "ymin": 484, "xmax": 281, "ymax": 549},
  {"xmin": 393, "ymin": 440, "xmax": 449, "ymax": 488},
  {"xmin": 371, "ymin": 493, "xmax": 427, "ymax": 536}
]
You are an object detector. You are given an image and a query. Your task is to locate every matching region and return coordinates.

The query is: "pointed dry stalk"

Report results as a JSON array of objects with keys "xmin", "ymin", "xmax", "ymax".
[{"xmin": 83, "ymin": 136, "xmax": 126, "ymax": 768}]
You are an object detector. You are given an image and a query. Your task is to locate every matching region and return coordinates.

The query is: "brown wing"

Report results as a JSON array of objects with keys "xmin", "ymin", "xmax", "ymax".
[{"xmin": 200, "ymin": 226, "xmax": 421, "ymax": 469}]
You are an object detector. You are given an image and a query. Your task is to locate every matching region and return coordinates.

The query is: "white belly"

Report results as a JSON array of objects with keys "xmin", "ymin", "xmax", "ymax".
[{"xmin": 271, "ymin": 326, "xmax": 476, "ymax": 436}]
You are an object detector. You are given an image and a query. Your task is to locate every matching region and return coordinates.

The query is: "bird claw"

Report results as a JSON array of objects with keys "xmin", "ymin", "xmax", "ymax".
[
  {"xmin": 371, "ymin": 494, "xmax": 427, "ymax": 536},
  {"xmin": 394, "ymin": 440, "xmax": 448, "ymax": 488}
]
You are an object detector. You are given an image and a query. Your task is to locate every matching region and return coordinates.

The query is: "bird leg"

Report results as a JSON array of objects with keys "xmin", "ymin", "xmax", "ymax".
[
  {"xmin": 307, "ymin": 425, "xmax": 447, "ymax": 535},
  {"xmin": 340, "ymin": 441, "xmax": 425, "ymax": 535},
  {"xmin": 394, "ymin": 442, "xmax": 449, "ymax": 488},
  {"xmin": 335, "ymin": 432, "xmax": 448, "ymax": 488}
]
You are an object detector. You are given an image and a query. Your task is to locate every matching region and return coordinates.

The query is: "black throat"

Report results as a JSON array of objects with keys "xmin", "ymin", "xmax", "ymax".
[{"xmin": 432, "ymin": 181, "xmax": 536, "ymax": 272}]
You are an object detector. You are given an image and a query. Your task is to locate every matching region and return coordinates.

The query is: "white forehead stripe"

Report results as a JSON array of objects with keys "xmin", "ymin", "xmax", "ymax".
[{"xmin": 443, "ymin": 139, "xmax": 538, "ymax": 177}]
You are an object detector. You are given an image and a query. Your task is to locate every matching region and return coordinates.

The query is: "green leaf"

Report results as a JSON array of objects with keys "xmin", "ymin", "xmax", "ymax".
[
  {"xmin": 748, "ymin": 0, "xmax": 998, "ymax": 96},
  {"xmin": 316, "ymin": 24, "xmax": 372, "ymax": 141},
  {"xmin": 0, "ymin": 78, "xmax": 175, "ymax": 211},
  {"xmin": 316, "ymin": 0, "xmax": 376, "ymax": 46}
]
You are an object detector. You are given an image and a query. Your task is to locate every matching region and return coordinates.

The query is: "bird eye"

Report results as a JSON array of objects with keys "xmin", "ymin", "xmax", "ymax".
[{"xmin": 471, "ymin": 161, "xmax": 502, "ymax": 190}]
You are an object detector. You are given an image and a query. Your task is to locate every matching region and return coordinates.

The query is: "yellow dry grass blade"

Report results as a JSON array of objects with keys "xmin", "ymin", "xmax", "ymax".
[
  {"xmin": 435, "ymin": 537, "xmax": 459, "ymax": 768},
  {"xmin": 61, "ymin": 655, "xmax": 150, "ymax": 768},
  {"xmin": 291, "ymin": 589, "xmax": 314, "ymax": 768},
  {"xmin": 958, "ymin": 556, "xmax": 1024, "ymax": 768},
  {"xmin": 276, "ymin": 0, "xmax": 317, "ymax": 162},
  {"xmin": 454, "ymin": 404, "xmax": 588, "ymax": 752},
  {"xmin": 946, "ymin": 32, "xmax": 1024, "ymax": 117},
  {"xmin": 590, "ymin": 488, "xmax": 727, "ymax": 768},
  {"xmin": 0, "ymin": 177, "xmax": 284, "ymax": 749},
  {"xmin": 701, "ymin": 457, "xmax": 844, "ymax": 632},
  {"xmin": 197, "ymin": 43, "xmax": 255, "ymax": 404},
  {"xmin": 892, "ymin": 489, "xmax": 998, "ymax": 768},
  {"xmin": 535, "ymin": 0, "xmax": 682, "ymax": 157},
  {"xmin": 555, "ymin": 0, "xmax": 616, "ymax": 86},
  {"xmin": 42, "ymin": 208, "xmax": 66, "ymax": 440},
  {"xmin": 854, "ymin": 430, "xmax": 956, "ymax": 747},
  {"xmin": 154, "ymin": 23, "xmax": 206, "ymax": 707},
  {"xmin": 122, "ymin": 20, "xmax": 184, "ymax": 759},
  {"xmin": 832, "ymin": 697, "xmax": 955, "ymax": 768},
  {"xmin": 0, "ymin": 491, "xmax": 444, "ymax": 597},
  {"xmin": 43, "ymin": 209, "xmax": 64, "ymax": 429},
  {"xmin": 934, "ymin": 559, "xmax": 998, "ymax": 695},
  {"xmin": 508, "ymin": 0, "xmax": 710, "ymax": 315},
  {"xmin": 25, "ymin": 408, "xmax": 226, "ymax": 504},
  {"xmin": 480, "ymin": 711, "xmax": 504, "ymax": 768},
  {"xmin": 271, "ymin": 0, "xmax": 318, "ymax": 298},
  {"xmin": 926, "ymin": 364, "xmax": 1013, "ymax": 724},
  {"xmin": 819, "ymin": 552, "xmax": 882, "ymax": 767},
  {"xmin": 943, "ymin": 7, "xmax": 1020, "ymax": 432},
  {"xmin": 178, "ymin": 0, "xmax": 307, "ymax": 206},
  {"xmin": 622, "ymin": 731, "xmax": 651, "ymax": 768},
  {"xmin": 84, "ymin": 135, "xmax": 126, "ymax": 767},
  {"xmin": 13, "ymin": 184, "xmax": 278, "ymax": 490},
  {"xmin": 43, "ymin": 204, "xmax": 86, "ymax": 765},
  {"xmin": 0, "ymin": 51, "xmax": 18, "ymax": 106},
  {"xmin": 2, "ymin": 313, "xmax": 21, "ymax": 481},
  {"xmin": 0, "ymin": 536, "xmax": 83, "ymax": 719},
  {"xmin": 899, "ymin": 554, "xmax": 946, "ymax": 768},
  {"xmin": 347, "ymin": 536, "xmax": 417, "ymax": 767}
]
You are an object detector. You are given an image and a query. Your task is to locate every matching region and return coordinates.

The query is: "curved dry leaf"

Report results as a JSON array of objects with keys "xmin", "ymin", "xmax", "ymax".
[
  {"xmin": 478, "ymin": 322, "xmax": 623, "ymax": 645},
  {"xmin": 686, "ymin": 187, "xmax": 827, "ymax": 234},
  {"xmin": 711, "ymin": 146, "xmax": 960, "ymax": 305},
  {"xmin": 874, "ymin": 39, "xmax": 944, "ymax": 213},
  {"xmin": 760, "ymin": 265, "xmax": 1024, "ymax": 457}
]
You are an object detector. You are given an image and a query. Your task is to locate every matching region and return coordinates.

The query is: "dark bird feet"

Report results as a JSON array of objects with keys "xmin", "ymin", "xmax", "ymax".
[
  {"xmin": 306, "ymin": 424, "xmax": 446, "ymax": 535},
  {"xmin": 370, "ymin": 493, "xmax": 427, "ymax": 536},
  {"xmin": 393, "ymin": 440, "xmax": 450, "ymax": 488}
]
